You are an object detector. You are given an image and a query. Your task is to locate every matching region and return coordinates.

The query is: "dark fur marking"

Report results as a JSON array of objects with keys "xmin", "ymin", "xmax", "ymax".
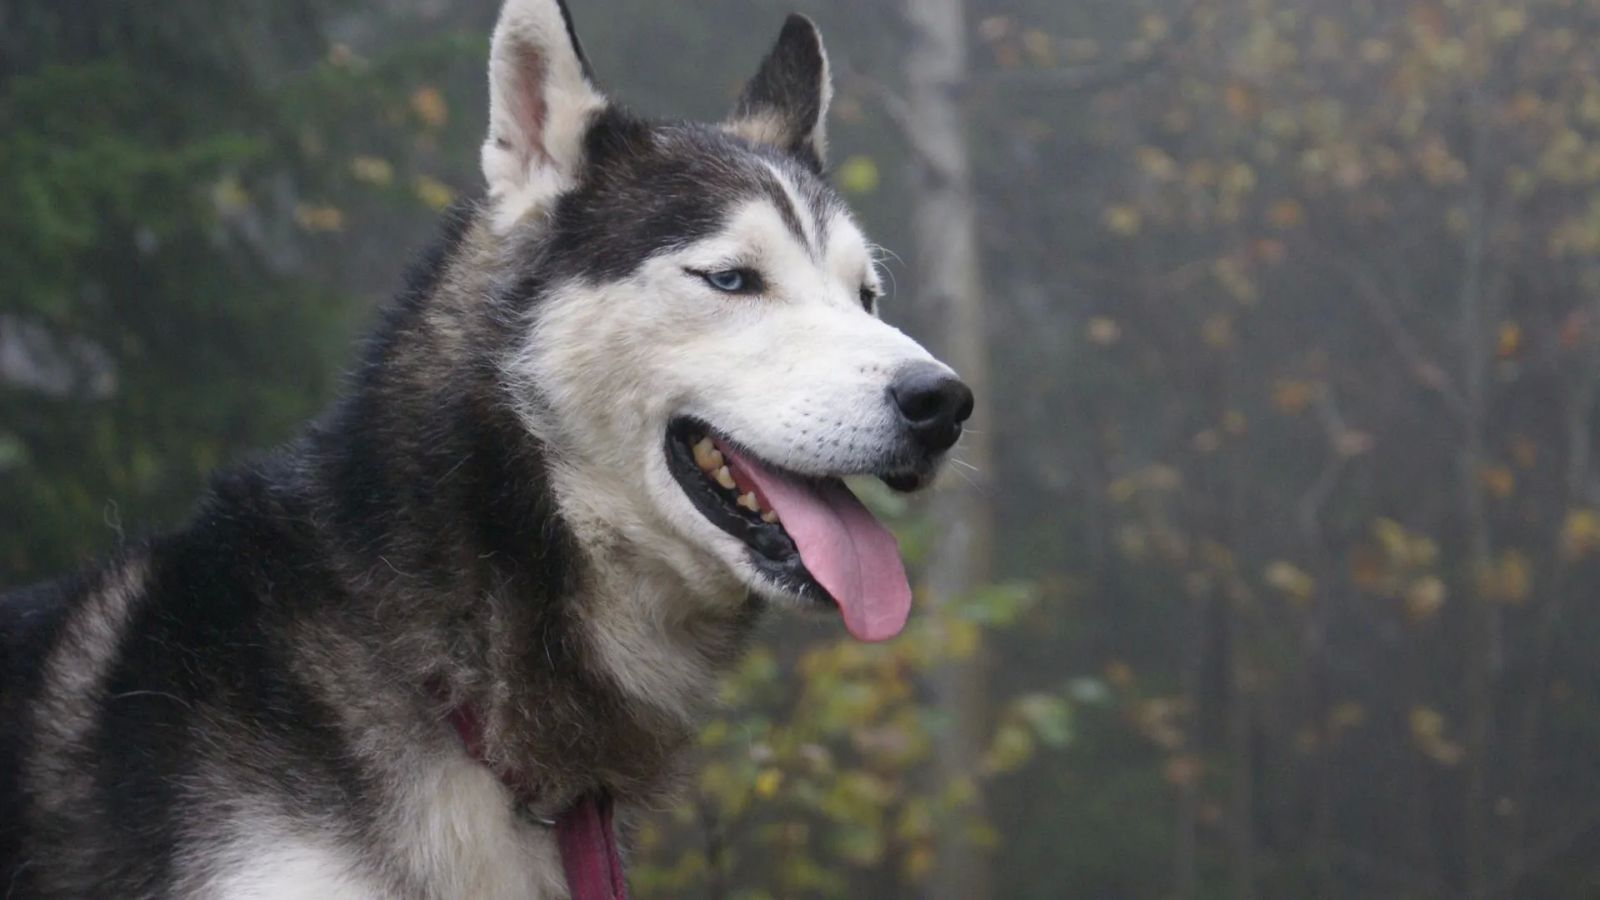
[
  {"xmin": 553, "ymin": 0, "xmax": 595, "ymax": 83},
  {"xmin": 0, "ymin": 575, "xmax": 80, "ymax": 898},
  {"xmin": 542, "ymin": 111, "xmax": 841, "ymax": 284},
  {"xmin": 756, "ymin": 169, "xmax": 812, "ymax": 254}
]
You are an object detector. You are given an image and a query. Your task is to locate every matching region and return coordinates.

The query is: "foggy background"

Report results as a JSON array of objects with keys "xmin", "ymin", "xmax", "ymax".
[{"xmin": 4, "ymin": 0, "xmax": 1599, "ymax": 897}]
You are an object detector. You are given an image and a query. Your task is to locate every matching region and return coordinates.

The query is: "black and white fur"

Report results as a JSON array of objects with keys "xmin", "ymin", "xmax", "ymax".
[{"xmin": 0, "ymin": 2, "xmax": 967, "ymax": 897}]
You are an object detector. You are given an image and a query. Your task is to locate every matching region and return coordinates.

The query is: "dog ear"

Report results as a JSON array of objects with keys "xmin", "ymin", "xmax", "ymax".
[
  {"xmin": 481, "ymin": 0, "xmax": 608, "ymax": 231},
  {"xmin": 725, "ymin": 14, "xmax": 833, "ymax": 172}
]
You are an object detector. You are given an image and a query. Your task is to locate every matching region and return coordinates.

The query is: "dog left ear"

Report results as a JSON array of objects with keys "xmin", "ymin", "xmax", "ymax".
[
  {"xmin": 482, "ymin": 0, "xmax": 608, "ymax": 232},
  {"xmin": 725, "ymin": 14, "xmax": 833, "ymax": 173}
]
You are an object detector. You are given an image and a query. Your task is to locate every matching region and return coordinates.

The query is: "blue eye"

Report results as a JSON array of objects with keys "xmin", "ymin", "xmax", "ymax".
[
  {"xmin": 698, "ymin": 268, "xmax": 762, "ymax": 294},
  {"xmin": 708, "ymin": 270, "xmax": 744, "ymax": 291}
]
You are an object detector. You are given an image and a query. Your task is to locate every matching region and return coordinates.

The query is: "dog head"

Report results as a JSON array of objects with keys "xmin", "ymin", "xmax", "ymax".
[{"xmin": 485, "ymin": 0, "xmax": 973, "ymax": 642}]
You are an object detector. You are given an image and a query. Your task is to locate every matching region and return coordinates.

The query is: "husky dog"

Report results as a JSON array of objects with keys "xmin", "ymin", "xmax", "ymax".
[{"xmin": 0, "ymin": 1, "xmax": 972, "ymax": 897}]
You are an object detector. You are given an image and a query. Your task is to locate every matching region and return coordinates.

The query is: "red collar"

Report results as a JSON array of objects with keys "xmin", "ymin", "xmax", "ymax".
[{"xmin": 443, "ymin": 701, "xmax": 628, "ymax": 900}]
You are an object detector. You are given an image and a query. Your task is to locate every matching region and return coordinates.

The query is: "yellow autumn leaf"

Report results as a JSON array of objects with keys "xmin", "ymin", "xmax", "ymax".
[
  {"xmin": 1201, "ymin": 314, "xmax": 1235, "ymax": 349},
  {"xmin": 903, "ymin": 845, "xmax": 935, "ymax": 881},
  {"xmin": 1224, "ymin": 81, "xmax": 1261, "ymax": 120},
  {"xmin": 1136, "ymin": 146, "xmax": 1177, "ymax": 180},
  {"xmin": 1271, "ymin": 379, "xmax": 1316, "ymax": 415},
  {"xmin": 837, "ymin": 155, "xmax": 880, "ymax": 195},
  {"xmin": 1214, "ymin": 257, "xmax": 1258, "ymax": 303},
  {"xmin": 1359, "ymin": 38, "xmax": 1392, "ymax": 64},
  {"xmin": 977, "ymin": 16, "xmax": 1011, "ymax": 41},
  {"xmin": 1481, "ymin": 551, "xmax": 1532, "ymax": 605},
  {"xmin": 1372, "ymin": 518, "xmax": 1437, "ymax": 567},
  {"xmin": 1496, "ymin": 321, "xmax": 1522, "ymax": 358},
  {"xmin": 982, "ymin": 722, "xmax": 1035, "ymax": 775},
  {"xmin": 294, "ymin": 203, "xmax": 344, "ymax": 233},
  {"xmin": 1021, "ymin": 28, "xmax": 1056, "ymax": 67},
  {"xmin": 1409, "ymin": 706, "xmax": 1464, "ymax": 766},
  {"xmin": 1410, "ymin": 706, "xmax": 1445, "ymax": 741},
  {"xmin": 1561, "ymin": 508, "xmax": 1600, "ymax": 561},
  {"xmin": 1511, "ymin": 436, "xmax": 1538, "ymax": 470},
  {"xmin": 1347, "ymin": 544, "xmax": 1387, "ymax": 593},
  {"xmin": 350, "ymin": 155, "xmax": 394, "ymax": 187},
  {"xmin": 1492, "ymin": 7, "xmax": 1527, "ymax": 39},
  {"xmin": 1104, "ymin": 660, "xmax": 1135, "ymax": 689},
  {"xmin": 1264, "ymin": 560, "xmax": 1315, "ymax": 605},
  {"xmin": 1373, "ymin": 519, "xmax": 1409, "ymax": 559},
  {"xmin": 1479, "ymin": 465, "xmax": 1516, "ymax": 499},
  {"xmin": 211, "ymin": 176, "xmax": 251, "ymax": 215},
  {"xmin": 1144, "ymin": 465, "xmax": 1182, "ymax": 491},
  {"xmin": 941, "ymin": 775, "xmax": 978, "ymax": 810},
  {"xmin": 1295, "ymin": 727, "xmax": 1319, "ymax": 754},
  {"xmin": 1086, "ymin": 316, "xmax": 1122, "ymax": 345},
  {"xmin": 1336, "ymin": 430, "xmax": 1376, "ymax": 457},
  {"xmin": 1221, "ymin": 162, "xmax": 1257, "ymax": 196},
  {"xmin": 1420, "ymin": 737, "xmax": 1462, "ymax": 766},
  {"xmin": 1107, "ymin": 477, "xmax": 1138, "ymax": 503},
  {"xmin": 1061, "ymin": 36, "xmax": 1100, "ymax": 63},
  {"xmin": 1163, "ymin": 754, "xmax": 1203, "ymax": 787},
  {"xmin": 1268, "ymin": 198, "xmax": 1306, "ymax": 228},
  {"xmin": 1505, "ymin": 555, "xmax": 1531, "ymax": 600},
  {"xmin": 414, "ymin": 175, "xmax": 455, "ymax": 211},
  {"xmin": 1329, "ymin": 702, "xmax": 1366, "ymax": 732},
  {"xmin": 754, "ymin": 768, "xmax": 783, "ymax": 799},
  {"xmin": 1404, "ymin": 576, "xmax": 1447, "ymax": 622},
  {"xmin": 1134, "ymin": 698, "xmax": 1186, "ymax": 750},
  {"xmin": 410, "ymin": 85, "xmax": 448, "ymax": 128},
  {"xmin": 1103, "ymin": 204, "xmax": 1142, "ymax": 236},
  {"xmin": 1140, "ymin": 13, "xmax": 1170, "ymax": 42},
  {"xmin": 1253, "ymin": 237, "xmax": 1287, "ymax": 265}
]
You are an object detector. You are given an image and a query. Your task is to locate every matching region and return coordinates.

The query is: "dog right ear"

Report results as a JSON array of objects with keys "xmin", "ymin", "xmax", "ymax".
[
  {"xmin": 481, "ymin": 0, "xmax": 608, "ymax": 232},
  {"xmin": 725, "ymin": 14, "xmax": 833, "ymax": 173}
]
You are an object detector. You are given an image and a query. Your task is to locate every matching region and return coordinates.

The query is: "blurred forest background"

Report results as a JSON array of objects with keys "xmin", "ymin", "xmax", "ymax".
[{"xmin": 5, "ymin": 0, "xmax": 1600, "ymax": 897}]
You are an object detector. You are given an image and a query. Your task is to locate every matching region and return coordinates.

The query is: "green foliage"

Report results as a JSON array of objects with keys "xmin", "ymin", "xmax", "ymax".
[
  {"xmin": 0, "ymin": 49, "xmax": 353, "ymax": 579},
  {"xmin": 633, "ymin": 560, "xmax": 1072, "ymax": 899}
]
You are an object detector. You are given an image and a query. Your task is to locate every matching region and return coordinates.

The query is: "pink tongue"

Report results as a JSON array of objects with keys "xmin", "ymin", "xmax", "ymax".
[{"xmin": 718, "ymin": 446, "xmax": 912, "ymax": 642}]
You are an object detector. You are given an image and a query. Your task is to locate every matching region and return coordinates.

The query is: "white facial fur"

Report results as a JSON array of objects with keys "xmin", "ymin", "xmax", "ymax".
[{"xmin": 510, "ymin": 166, "xmax": 953, "ymax": 619}]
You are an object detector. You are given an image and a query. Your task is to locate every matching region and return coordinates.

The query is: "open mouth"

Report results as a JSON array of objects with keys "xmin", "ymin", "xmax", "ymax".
[{"xmin": 664, "ymin": 417, "xmax": 914, "ymax": 642}]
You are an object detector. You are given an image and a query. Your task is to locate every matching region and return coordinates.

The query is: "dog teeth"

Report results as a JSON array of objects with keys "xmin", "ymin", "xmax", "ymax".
[
  {"xmin": 688, "ymin": 433, "xmax": 778, "ymax": 525},
  {"xmin": 692, "ymin": 436, "xmax": 723, "ymax": 472}
]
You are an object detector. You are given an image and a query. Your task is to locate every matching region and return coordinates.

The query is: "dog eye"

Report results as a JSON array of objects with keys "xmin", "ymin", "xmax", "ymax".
[
  {"xmin": 859, "ymin": 286, "xmax": 878, "ymax": 311},
  {"xmin": 699, "ymin": 268, "xmax": 762, "ymax": 294}
]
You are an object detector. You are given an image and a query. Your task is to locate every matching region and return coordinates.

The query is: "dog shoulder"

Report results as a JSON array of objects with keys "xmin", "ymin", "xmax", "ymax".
[{"xmin": 2, "ymin": 557, "xmax": 148, "ymax": 895}]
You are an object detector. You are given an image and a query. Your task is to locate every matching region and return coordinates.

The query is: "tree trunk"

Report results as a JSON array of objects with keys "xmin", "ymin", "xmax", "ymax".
[
  {"xmin": 901, "ymin": 2, "xmax": 994, "ymax": 899},
  {"xmin": 1456, "ymin": 92, "xmax": 1498, "ymax": 900}
]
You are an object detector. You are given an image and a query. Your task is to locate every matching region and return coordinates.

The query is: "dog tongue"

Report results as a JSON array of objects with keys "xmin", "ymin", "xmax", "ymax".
[{"xmin": 719, "ymin": 448, "xmax": 911, "ymax": 642}]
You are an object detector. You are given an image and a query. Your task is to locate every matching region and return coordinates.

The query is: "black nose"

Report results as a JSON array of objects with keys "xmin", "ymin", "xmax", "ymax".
[{"xmin": 890, "ymin": 363, "xmax": 974, "ymax": 453}]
